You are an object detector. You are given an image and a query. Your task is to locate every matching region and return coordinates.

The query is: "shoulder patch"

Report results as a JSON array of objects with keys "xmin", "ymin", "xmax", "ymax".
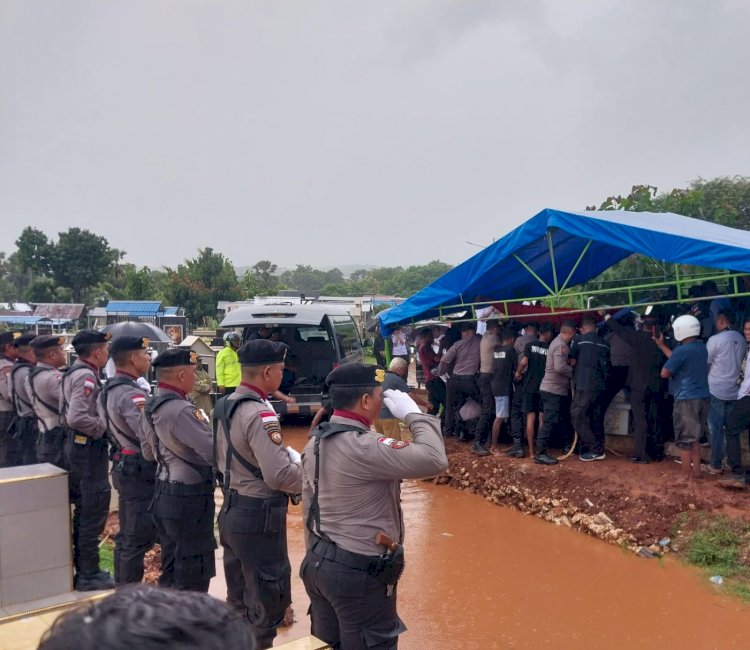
[
  {"xmin": 193, "ymin": 408, "xmax": 209, "ymax": 423},
  {"xmin": 378, "ymin": 437, "xmax": 410, "ymax": 449},
  {"xmin": 131, "ymin": 394, "xmax": 147, "ymax": 411},
  {"xmin": 82, "ymin": 376, "xmax": 97, "ymax": 397},
  {"xmin": 268, "ymin": 429, "xmax": 283, "ymax": 445}
]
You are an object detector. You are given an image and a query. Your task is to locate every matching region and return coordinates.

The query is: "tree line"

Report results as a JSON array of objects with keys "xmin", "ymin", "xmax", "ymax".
[{"xmin": 1, "ymin": 175, "xmax": 748, "ymax": 326}]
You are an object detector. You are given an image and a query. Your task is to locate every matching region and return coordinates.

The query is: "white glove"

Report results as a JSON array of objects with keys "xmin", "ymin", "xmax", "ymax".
[
  {"xmin": 383, "ymin": 389, "xmax": 421, "ymax": 420},
  {"xmin": 286, "ymin": 446, "xmax": 302, "ymax": 464}
]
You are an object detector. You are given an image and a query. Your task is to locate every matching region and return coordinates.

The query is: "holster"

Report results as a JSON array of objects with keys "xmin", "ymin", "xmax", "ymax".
[{"xmin": 367, "ymin": 544, "xmax": 406, "ymax": 586}]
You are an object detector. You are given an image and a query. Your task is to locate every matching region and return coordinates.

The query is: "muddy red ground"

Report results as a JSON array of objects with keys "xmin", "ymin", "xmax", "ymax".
[{"xmin": 438, "ymin": 438, "xmax": 750, "ymax": 545}]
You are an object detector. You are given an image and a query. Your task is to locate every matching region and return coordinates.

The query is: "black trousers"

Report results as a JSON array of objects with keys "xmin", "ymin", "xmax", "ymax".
[
  {"xmin": 64, "ymin": 433, "xmax": 111, "ymax": 577},
  {"xmin": 725, "ymin": 395, "xmax": 750, "ymax": 479},
  {"xmin": 36, "ymin": 425, "xmax": 67, "ymax": 469},
  {"xmin": 0, "ymin": 411, "xmax": 18, "ymax": 468},
  {"xmin": 8, "ymin": 416, "xmax": 38, "ymax": 466},
  {"xmin": 571, "ymin": 390, "xmax": 604, "ymax": 454},
  {"xmin": 111, "ymin": 459, "xmax": 158, "ymax": 585},
  {"xmin": 444, "ymin": 374, "xmax": 478, "ymax": 438},
  {"xmin": 425, "ymin": 378, "xmax": 446, "ymax": 424},
  {"xmin": 597, "ymin": 365, "xmax": 630, "ymax": 431},
  {"xmin": 630, "ymin": 388, "xmax": 658, "ymax": 460},
  {"xmin": 218, "ymin": 493, "xmax": 291, "ymax": 650},
  {"xmin": 510, "ymin": 380, "xmax": 524, "ymax": 443},
  {"xmin": 537, "ymin": 391, "xmax": 569, "ymax": 454},
  {"xmin": 301, "ymin": 544, "xmax": 406, "ymax": 650},
  {"xmin": 150, "ymin": 480, "xmax": 216, "ymax": 592},
  {"xmin": 474, "ymin": 373, "xmax": 495, "ymax": 445}
]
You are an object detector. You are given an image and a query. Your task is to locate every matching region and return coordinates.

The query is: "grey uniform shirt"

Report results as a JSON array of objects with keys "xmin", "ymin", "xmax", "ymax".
[
  {"xmin": 140, "ymin": 386, "xmax": 213, "ymax": 484},
  {"xmin": 11, "ymin": 363, "xmax": 35, "ymax": 417},
  {"xmin": 539, "ymin": 335, "xmax": 573, "ymax": 396},
  {"xmin": 27, "ymin": 363, "xmax": 62, "ymax": 432},
  {"xmin": 514, "ymin": 333, "xmax": 537, "ymax": 356},
  {"xmin": 0, "ymin": 356, "xmax": 15, "ymax": 412},
  {"xmin": 99, "ymin": 372, "xmax": 149, "ymax": 452},
  {"xmin": 60, "ymin": 360, "xmax": 106, "ymax": 438},
  {"xmin": 301, "ymin": 412, "xmax": 448, "ymax": 556},
  {"xmin": 438, "ymin": 334, "xmax": 481, "ymax": 376},
  {"xmin": 216, "ymin": 384, "xmax": 302, "ymax": 498}
]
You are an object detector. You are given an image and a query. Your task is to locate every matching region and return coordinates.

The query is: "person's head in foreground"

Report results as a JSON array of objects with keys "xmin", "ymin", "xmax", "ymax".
[{"xmin": 37, "ymin": 585, "xmax": 256, "ymax": 650}]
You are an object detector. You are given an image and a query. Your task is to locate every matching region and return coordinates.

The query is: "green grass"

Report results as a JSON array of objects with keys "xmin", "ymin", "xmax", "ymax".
[
  {"xmin": 676, "ymin": 513, "xmax": 750, "ymax": 600},
  {"xmin": 99, "ymin": 540, "xmax": 115, "ymax": 574}
]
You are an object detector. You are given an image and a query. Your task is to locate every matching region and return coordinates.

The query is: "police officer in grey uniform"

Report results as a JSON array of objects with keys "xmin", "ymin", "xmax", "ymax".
[
  {"xmin": 301, "ymin": 364, "xmax": 448, "ymax": 650},
  {"xmin": 0, "ymin": 331, "xmax": 21, "ymax": 467},
  {"xmin": 214, "ymin": 339, "xmax": 302, "ymax": 649},
  {"xmin": 27, "ymin": 335, "xmax": 66, "ymax": 467},
  {"xmin": 99, "ymin": 335, "xmax": 157, "ymax": 586},
  {"xmin": 9, "ymin": 333, "xmax": 38, "ymax": 466},
  {"xmin": 60, "ymin": 330, "xmax": 115, "ymax": 591},
  {"xmin": 140, "ymin": 348, "xmax": 215, "ymax": 592}
]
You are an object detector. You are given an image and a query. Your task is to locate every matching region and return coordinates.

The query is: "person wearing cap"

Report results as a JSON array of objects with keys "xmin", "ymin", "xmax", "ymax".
[
  {"xmin": 300, "ymin": 364, "xmax": 448, "ymax": 650},
  {"xmin": 140, "ymin": 348, "xmax": 216, "ymax": 592},
  {"xmin": 214, "ymin": 339, "xmax": 303, "ymax": 649},
  {"xmin": 27, "ymin": 335, "xmax": 67, "ymax": 467},
  {"xmin": 602, "ymin": 311, "xmax": 666, "ymax": 463},
  {"xmin": 0, "ymin": 331, "xmax": 21, "ymax": 467},
  {"xmin": 535, "ymin": 321, "xmax": 577, "ymax": 465},
  {"xmin": 216, "ymin": 332, "xmax": 242, "ymax": 395},
  {"xmin": 98, "ymin": 336, "xmax": 157, "ymax": 586},
  {"xmin": 60, "ymin": 329, "xmax": 114, "ymax": 591},
  {"xmin": 8, "ymin": 333, "xmax": 39, "ymax": 466}
]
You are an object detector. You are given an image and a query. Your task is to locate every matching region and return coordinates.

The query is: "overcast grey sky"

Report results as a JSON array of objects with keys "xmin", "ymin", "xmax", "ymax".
[{"xmin": 1, "ymin": 1, "xmax": 748, "ymax": 271}]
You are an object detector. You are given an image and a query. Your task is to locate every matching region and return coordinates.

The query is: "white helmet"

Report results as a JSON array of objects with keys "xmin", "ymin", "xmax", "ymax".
[{"xmin": 672, "ymin": 314, "xmax": 701, "ymax": 342}]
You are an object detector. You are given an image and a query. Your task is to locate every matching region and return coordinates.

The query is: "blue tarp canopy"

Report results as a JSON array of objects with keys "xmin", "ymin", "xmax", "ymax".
[{"xmin": 381, "ymin": 208, "xmax": 750, "ymax": 332}]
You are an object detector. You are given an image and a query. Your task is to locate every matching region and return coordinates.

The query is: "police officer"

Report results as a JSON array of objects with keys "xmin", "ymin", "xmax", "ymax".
[
  {"xmin": 140, "ymin": 348, "xmax": 215, "ymax": 592},
  {"xmin": 99, "ymin": 336, "xmax": 157, "ymax": 586},
  {"xmin": 300, "ymin": 364, "xmax": 448, "ymax": 650},
  {"xmin": 214, "ymin": 338, "xmax": 302, "ymax": 649},
  {"xmin": 0, "ymin": 331, "xmax": 21, "ymax": 467},
  {"xmin": 9, "ymin": 333, "xmax": 39, "ymax": 465},
  {"xmin": 60, "ymin": 330, "xmax": 114, "ymax": 591},
  {"xmin": 27, "ymin": 335, "xmax": 67, "ymax": 467}
]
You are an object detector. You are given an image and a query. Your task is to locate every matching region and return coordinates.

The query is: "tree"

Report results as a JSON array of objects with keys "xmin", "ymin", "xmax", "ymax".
[
  {"xmin": 163, "ymin": 248, "xmax": 241, "ymax": 326},
  {"xmin": 15, "ymin": 227, "xmax": 54, "ymax": 276},
  {"xmin": 24, "ymin": 277, "xmax": 73, "ymax": 303},
  {"xmin": 251, "ymin": 260, "xmax": 279, "ymax": 294}
]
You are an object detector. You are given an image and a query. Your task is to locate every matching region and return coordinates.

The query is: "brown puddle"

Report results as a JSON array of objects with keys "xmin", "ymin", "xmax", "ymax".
[{"xmin": 239, "ymin": 426, "xmax": 749, "ymax": 649}]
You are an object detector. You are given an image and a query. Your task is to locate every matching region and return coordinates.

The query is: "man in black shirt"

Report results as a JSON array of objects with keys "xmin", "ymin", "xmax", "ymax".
[
  {"xmin": 490, "ymin": 329, "xmax": 517, "ymax": 455},
  {"xmin": 569, "ymin": 317, "xmax": 611, "ymax": 461},
  {"xmin": 508, "ymin": 324, "xmax": 553, "ymax": 458}
]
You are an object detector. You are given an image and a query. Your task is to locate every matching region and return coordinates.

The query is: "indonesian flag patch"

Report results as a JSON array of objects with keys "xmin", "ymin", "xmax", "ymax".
[
  {"xmin": 378, "ymin": 437, "xmax": 409, "ymax": 449},
  {"xmin": 131, "ymin": 394, "xmax": 147, "ymax": 411},
  {"xmin": 82, "ymin": 376, "xmax": 97, "ymax": 397},
  {"xmin": 261, "ymin": 410, "xmax": 282, "ymax": 444}
]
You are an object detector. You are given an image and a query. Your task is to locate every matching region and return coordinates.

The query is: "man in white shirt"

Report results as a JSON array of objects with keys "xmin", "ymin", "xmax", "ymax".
[{"xmin": 706, "ymin": 310, "xmax": 746, "ymax": 473}]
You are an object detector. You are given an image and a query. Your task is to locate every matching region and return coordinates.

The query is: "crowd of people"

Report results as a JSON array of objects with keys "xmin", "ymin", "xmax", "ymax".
[{"xmin": 411, "ymin": 293, "xmax": 750, "ymax": 486}]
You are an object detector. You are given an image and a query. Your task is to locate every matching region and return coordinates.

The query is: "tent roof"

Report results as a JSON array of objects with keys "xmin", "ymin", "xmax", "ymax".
[{"xmin": 381, "ymin": 208, "xmax": 750, "ymax": 331}]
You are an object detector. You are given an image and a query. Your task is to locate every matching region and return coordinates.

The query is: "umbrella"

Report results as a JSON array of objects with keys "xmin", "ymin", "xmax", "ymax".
[{"xmin": 100, "ymin": 321, "xmax": 173, "ymax": 343}]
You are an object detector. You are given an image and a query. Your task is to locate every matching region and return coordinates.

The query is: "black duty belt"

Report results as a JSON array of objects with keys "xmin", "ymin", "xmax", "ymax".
[
  {"xmin": 155, "ymin": 478, "xmax": 213, "ymax": 496},
  {"xmin": 452, "ymin": 373, "xmax": 477, "ymax": 378},
  {"xmin": 225, "ymin": 490, "xmax": 288, "ymax": 509},
  {"xmin": 311, "ymin": 535, "xmax": 381, "ymax": 573}
]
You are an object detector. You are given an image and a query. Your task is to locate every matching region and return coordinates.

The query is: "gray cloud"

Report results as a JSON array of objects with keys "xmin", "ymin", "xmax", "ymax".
[{"xmin": 1, "ymin": 0, "xmax": 748, "ymax": 272}]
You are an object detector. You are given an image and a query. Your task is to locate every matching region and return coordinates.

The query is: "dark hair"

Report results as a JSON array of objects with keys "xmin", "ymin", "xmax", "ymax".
[
  {"xmin": 329, "ymin": 385, "xmax": 378, "ymax": 410},
  {"xmin": 420, "ymin": 327, "xmax": 433, "ymax": 338},
  {"xmin": 500, "ymin": 328, "xmax": 515, "ymax": 341},
  {"xmin": 37, "ymin": 585, "xmax": 256, "ymax": 650},
  {"xmin": 112, "ymin": 350, "xmax": 136, "ymax": 367},
  {"xmin": 581, "ymin": 316, "xmax": 597, "ymax": 328},
  {"xmin": 74, "ymin": 342, "xmax": 106, "ymax": 358},
  {"xmin": 716, "ymin": 309, "xmax": 734, "ymax": 323},
  {"xmin": 525, "ymin": 321, "xmax": 539, "ymax": 332},
  {"xmin": 539, "ymin": 323, "xmax": 554, "ymax": 335}
]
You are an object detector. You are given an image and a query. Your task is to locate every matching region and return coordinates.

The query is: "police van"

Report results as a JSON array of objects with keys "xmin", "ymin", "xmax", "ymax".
[{"xmin": 220, "ymin": 304, "xmax": 364, "ymax": 416}]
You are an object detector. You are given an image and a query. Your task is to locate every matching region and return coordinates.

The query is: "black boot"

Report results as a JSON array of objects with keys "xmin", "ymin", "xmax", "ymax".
[
  {"xmin": 505, "ymin": 442, "xmax": 524, "ymax": 458},
  {"xmin": 534, "ymin": 452, "xmax": 558, "ymax": 465},
  {"xmin": 471, "ymin": 441, "xmax": 490, "ymax": 457},
  {"xmin": 75, "ymin": 569, "xmax": 115, "ymax": 592}
]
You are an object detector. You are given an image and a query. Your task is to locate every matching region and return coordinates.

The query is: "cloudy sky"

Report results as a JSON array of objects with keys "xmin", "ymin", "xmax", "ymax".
[{"xmin": 1, "ymin": 1, "xmax": 748, "ymax": 271}]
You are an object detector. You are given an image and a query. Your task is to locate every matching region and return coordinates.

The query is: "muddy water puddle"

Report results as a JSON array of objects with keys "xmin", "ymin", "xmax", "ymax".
[{"xmin": 267, "ymin": 427, "xmax": 748, "ymax": 648}]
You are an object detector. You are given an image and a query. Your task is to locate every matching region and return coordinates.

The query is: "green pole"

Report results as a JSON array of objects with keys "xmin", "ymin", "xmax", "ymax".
[
  {"xmin": 547, "ymin": 231, "xmax": 560, "ymax": 295},
  {"xmin": 512, "ymin": 254, "xmax": 556, "ymax": 295},
  {"xmin": 559, "ymin": 241, "xmax": 593, "ymax": 293}
]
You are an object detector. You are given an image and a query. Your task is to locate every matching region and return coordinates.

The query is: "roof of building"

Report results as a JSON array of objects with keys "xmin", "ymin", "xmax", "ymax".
[
  {"xmin": 32, "ymin": 303, "xmax": 86, "ymax": 320},
  {"xmin": 105, "ymin": 300, "xmax": 163, "ymax": 316}
]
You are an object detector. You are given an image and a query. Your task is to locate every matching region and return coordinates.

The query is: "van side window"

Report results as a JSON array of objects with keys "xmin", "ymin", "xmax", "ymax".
[
  {"xmin": 331, "ymin": 316, "xmax": 360, "ymax": 357},
  {"xmin": 296, "ymin": 327, "xmax": 330, "ymax": 342}
]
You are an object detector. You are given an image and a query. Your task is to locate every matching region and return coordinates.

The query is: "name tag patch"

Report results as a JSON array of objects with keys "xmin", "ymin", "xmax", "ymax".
[
  {"xmin": 378, "ymin": 437, "xmax": 409, "ymax": 449},
  {"xmin": 73, "ymin": 435, "xmax": 88, "ymax": 445}
]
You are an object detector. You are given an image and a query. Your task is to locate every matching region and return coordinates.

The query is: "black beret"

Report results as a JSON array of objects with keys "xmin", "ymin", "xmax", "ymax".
[
  {"xmin": 109, "ymin": 336, "xmax": 150, "ymax": 354},
  {"xmin": 326, "ymin": 363, "xmax": 385, "ymax": 389},
  {"xmin": 238, "ymin": 339, "xmax": 288, "ymax": 366},
  {"xmin": 152, "ymin": 348, "xmax": 197, "ymax": 369},
  {"xmin": 30, "ymin": 335, "xmax": 66, "ymax": 350},
  {"xmin": 0, "ymin": 331, "xmax": 22, "ymax": 346},
  {"xmin": 72, "ymin": 330, "xmax": 111, "ymax": 348},
  {"xmin": 13, "ymin": 333, "xmax": 37, "ymax": 347}
]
